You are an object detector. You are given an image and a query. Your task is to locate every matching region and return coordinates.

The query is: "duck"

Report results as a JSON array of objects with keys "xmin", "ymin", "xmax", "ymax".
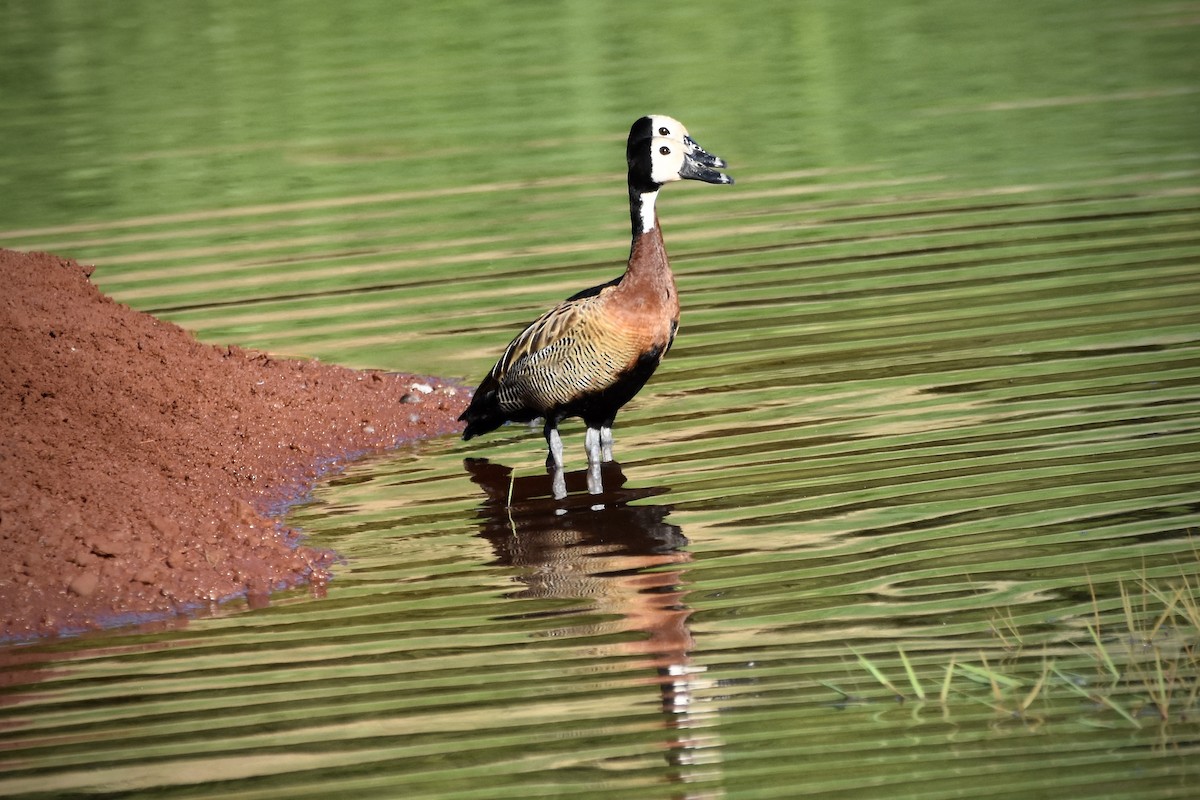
[{"xmin": 459, "ymin": 115, "xmax": 733, "ymax": 498}]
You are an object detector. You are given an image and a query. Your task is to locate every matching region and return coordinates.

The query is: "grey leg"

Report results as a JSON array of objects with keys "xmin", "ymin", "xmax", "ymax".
[
  {"xmin": 545, "ymin": 422, "xmax": 566, "ymax": 499},
  {"xmin": 600, "ymin": 426, "xmax": 614, "ymax": 462},
  {"xmin": 585, "ymin": 427, "xmax": 603, "ymax": 494}
]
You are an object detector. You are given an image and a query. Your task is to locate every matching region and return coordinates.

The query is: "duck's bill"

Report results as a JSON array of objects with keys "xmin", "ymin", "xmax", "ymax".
[
  {"xmin": 680, "ymin": 151, "xmax": 734, "ymax": 185},
  {"xmin": 683, "ymin": 136, "xmax": 728, "ymax": 169}
]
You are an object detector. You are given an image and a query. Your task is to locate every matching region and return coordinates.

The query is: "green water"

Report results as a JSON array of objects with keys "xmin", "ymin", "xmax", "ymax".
[{"xmin": 2, "ymin": 1, "xmax": 1200, "ymax": 798}]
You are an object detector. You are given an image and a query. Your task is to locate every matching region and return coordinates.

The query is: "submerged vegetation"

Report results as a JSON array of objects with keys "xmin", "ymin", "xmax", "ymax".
[{"xmin": 837, "ymin": 562, "xmax": 1200, "ymax": 729}]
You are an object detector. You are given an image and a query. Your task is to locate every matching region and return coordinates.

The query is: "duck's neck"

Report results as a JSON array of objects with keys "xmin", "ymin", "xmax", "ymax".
[
  {"xmin": 629, "ymin": 184, "xmax": 660, "ymax": 239},
  {"xmin": 624, "ymin": 185, "xmax": 672, "ymax": 293}
]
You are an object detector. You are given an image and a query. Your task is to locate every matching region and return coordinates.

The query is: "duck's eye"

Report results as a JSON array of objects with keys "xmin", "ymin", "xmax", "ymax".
[
  {"xmin": 658, "ymin": 126, "xmax": 670, "ymax": 136},
  {"xmin": 659, "ymin": 145, "xmax": 671, "ymax": 155}
]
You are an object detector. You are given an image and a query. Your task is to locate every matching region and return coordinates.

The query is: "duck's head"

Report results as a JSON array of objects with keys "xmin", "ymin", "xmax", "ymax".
[
  {"xmin": 629, "ymin": 134, "xmax": 734, "ymax": 191},
  {"xmin": 628, "ymin": 114, "xmax": 730, "ymax": 171}
]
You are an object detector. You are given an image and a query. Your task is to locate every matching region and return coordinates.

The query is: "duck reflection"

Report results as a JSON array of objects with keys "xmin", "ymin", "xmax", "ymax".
[{"xmin": 464, "ymin": 458, "xmax": 723, "ymax": 792}]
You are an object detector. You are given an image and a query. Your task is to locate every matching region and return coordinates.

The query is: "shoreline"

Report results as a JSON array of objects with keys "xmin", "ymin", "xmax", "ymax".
[{"xmin": 0, "ymin": 249, "xmax": 467, "ymax": 641}]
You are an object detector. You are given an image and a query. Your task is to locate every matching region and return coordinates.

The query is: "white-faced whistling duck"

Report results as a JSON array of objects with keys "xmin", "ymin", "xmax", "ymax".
[{"xmin": 459, "ymin": 115, "xmax": 733, "ymax": 498}]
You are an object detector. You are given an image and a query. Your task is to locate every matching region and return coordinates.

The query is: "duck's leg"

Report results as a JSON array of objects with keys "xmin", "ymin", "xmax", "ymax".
[
  {"xmin": 585, "ymin": 426, "xmax": 604, "ymax": 494},
  {"xmin": 599, "ymin": 425, "xmax": 615, "ymax": 462},
  {"xmin": 544, "ymin": 421, "xmax": 567, "ymax": 499}
]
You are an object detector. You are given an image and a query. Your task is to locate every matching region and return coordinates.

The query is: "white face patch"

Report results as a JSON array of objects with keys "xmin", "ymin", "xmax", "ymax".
[
  {"xmin": 647, "ymin": 137, "xmax": 687, "ymax": 185},
  {"xmin": 647, "ymin": 114, "xmax": 690, "ymax": 145}
]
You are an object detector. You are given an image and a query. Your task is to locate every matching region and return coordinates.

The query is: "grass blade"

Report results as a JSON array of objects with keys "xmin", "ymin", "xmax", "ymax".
[
  {"xmin": 897, "ymin": 645, "xmax": 926, "ymax": 701},
  {"xmin": 851, "ymin": 647, "xmax": 902, "ymax": 698}
]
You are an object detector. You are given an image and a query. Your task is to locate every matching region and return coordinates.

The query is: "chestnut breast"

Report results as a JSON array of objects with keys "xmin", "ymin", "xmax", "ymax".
[{"xmin": 491, "ymin": 227, "xmax": 678, "ymax": 415}]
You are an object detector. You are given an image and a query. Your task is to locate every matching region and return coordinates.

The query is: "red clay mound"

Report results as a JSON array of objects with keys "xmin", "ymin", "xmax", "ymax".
[{"xmin": 0, "ymin": 249, "xmax": 466, "ymax": 640}]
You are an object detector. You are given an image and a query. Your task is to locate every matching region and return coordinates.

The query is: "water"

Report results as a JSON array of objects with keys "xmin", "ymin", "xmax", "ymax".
[{"xmin": 2, "ymin": 1, "xmax": 1199, "ymax": 797}]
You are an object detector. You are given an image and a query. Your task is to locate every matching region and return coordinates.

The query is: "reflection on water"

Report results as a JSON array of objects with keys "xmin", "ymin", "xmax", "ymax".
[{"xmin": 465, "ymin": 458, "xmax": 723, "ymax": 793}]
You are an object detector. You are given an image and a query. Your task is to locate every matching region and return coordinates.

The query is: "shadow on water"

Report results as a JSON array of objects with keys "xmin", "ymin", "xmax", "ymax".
[{"xmin": 463, "ymin": 458, "xmax": 724, "ymax": 788}]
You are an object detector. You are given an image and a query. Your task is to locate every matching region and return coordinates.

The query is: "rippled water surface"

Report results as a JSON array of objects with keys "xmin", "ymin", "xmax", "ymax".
[{"xmin": 3, "ymin": 2, "xmax": 1200, "ymax": 797}]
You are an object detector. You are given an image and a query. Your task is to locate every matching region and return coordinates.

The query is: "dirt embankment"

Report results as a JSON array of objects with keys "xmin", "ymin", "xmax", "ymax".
[{"xmin": 0, "ymin": 249, "xmax": 466, "ymax": 640}]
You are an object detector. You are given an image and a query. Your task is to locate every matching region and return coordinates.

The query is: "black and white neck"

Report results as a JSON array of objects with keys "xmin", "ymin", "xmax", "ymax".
[{"xmin": 629, "ymin": 182, "xmax": 661, "ymax": 239}]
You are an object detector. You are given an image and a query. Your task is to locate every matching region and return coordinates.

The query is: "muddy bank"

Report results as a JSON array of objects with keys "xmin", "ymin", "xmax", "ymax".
[{"xmin": 0, "ymin": 249, "xmax": 466, "ymax": 641}]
